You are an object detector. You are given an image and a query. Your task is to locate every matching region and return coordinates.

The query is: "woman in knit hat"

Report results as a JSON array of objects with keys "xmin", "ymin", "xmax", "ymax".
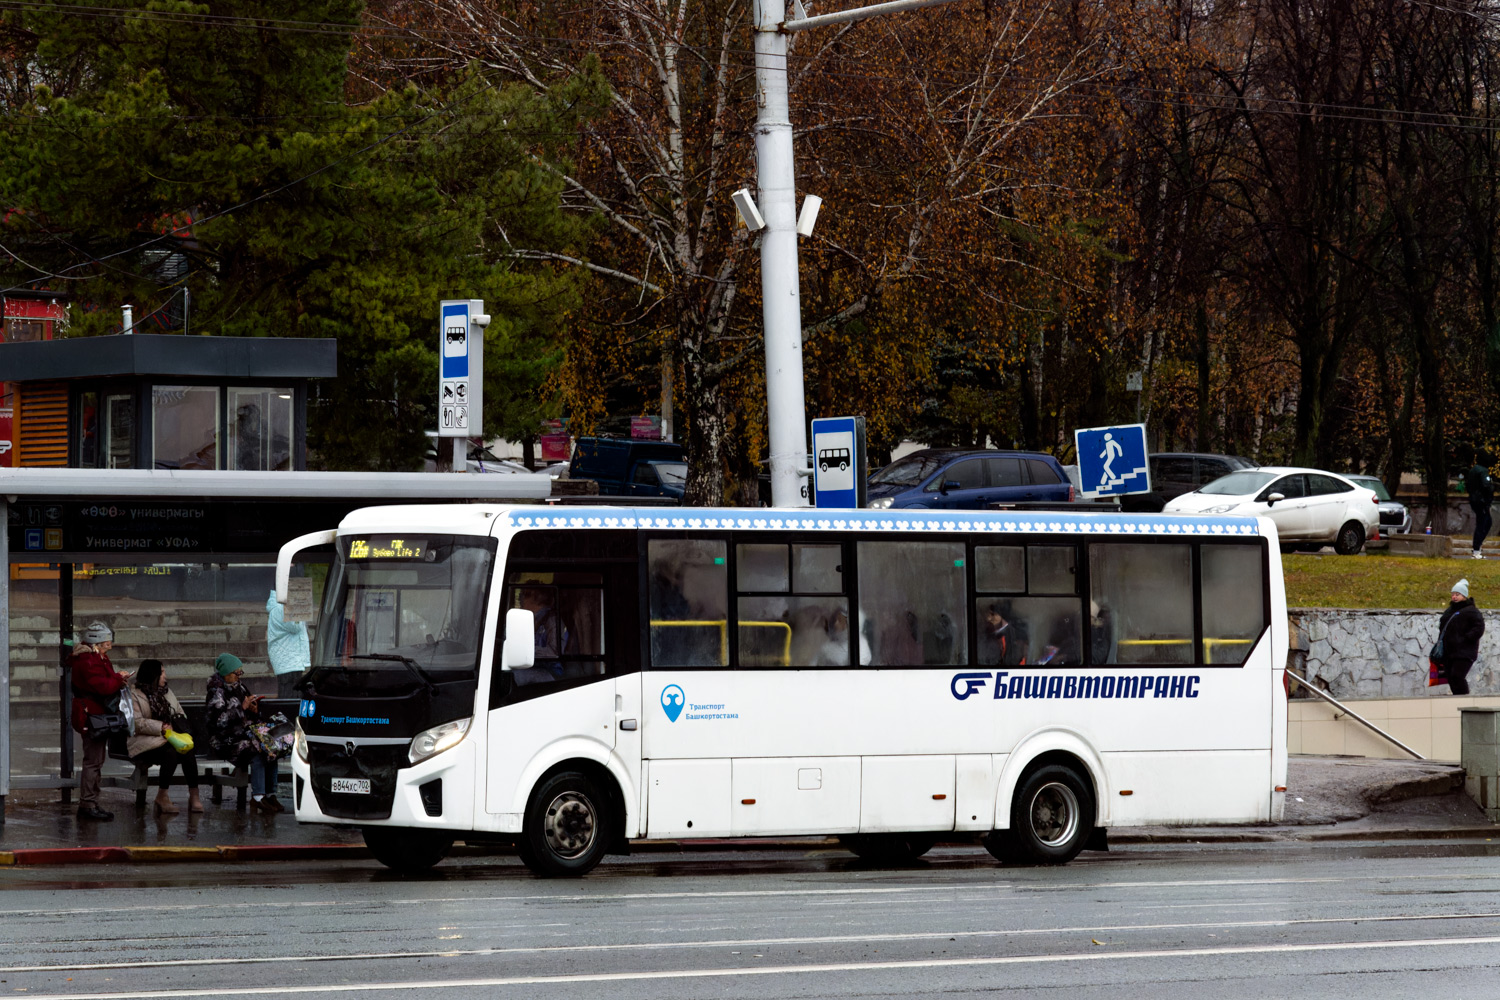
[
  {"xmin": 203, "ymin": 652, "xmax": 281, "ymax": 813},
  {"xmin": 69, "ymin": 621, "xmax": 126, "ymax": 821},
  {"xmin": 1438, "ymin": 579, "xmax": 1486, "ymax": 696}
]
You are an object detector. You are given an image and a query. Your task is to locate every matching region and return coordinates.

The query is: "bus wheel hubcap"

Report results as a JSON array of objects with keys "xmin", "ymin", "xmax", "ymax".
[
  {"xmin": 1030, "ymin": 782, "xmax": 1079, "ymax": 848},
  {"xmin": 544, "ymin": 792, "xmax": 596, "ymax": 858}
]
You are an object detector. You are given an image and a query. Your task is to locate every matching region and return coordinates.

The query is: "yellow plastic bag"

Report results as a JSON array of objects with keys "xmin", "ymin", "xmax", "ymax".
[{"xmin": 164, "ymin": 729, "xmax": 194, "ymax": 755}]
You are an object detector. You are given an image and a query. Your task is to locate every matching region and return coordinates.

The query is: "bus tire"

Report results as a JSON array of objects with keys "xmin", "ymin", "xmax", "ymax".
[
  {"xmin": 838, "ymin": 833, "xmax": 938, "ymax": 863},
  {"xmin": 362, "ymin": 826, "xmax": 453, "ymax": 872},
  {"xmin": 1334, "ymin": 521, "xmax": 1365, "ymax": 555},
  {"xmin": 989, "ymin": 764, "xmax": 1094, "ymax": 865},
  {"xmin": 519, "ymin": 770, "xmax": 610, "ymax": 877}
]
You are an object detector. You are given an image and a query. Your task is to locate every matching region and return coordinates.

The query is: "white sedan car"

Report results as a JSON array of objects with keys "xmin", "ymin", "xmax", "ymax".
[{"xmin": 1163, "ymin": 466, "xmax": 1381, "ymax": 554}]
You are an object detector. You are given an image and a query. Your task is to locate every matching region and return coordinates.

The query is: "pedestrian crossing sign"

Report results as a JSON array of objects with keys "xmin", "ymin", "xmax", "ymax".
[{"xmin": 1074, "ymin": 423, "xmax": 1151, "ymax": 499}]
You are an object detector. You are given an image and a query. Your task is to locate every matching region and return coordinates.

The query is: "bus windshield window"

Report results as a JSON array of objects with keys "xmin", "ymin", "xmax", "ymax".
[
  {"xmin": 1089, "ymin": 543, "xmax": 1193, "ymax": 665},
  {"xmin": 857, "ymin": 541, "xmax": 967, "ymax": 666},
  {"xmin": 649, "ymin": 539, "xmax": 728, "ymax": 666},
  {"xmin": 1201, "ymin": 544, "xmax": 1266, "ymax": 664},
  {"xmin": 311, "ymin": 535, "xmax": 496, "ymax": 694}
]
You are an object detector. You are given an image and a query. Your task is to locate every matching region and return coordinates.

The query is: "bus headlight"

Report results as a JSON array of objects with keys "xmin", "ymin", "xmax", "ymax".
[
  {"xmin": 294, "ymin": 721, "xmax": 309, "ymax": 762},
  {"xmin": 409, "ymin": 717, "xmax": 471, "ymax": 765}
]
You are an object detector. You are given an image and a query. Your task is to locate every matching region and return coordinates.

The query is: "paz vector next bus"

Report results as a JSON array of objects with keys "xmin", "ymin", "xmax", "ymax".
[{"xmin": 277, "ymin": 504, "xmax": 1288, "ymax": 877}]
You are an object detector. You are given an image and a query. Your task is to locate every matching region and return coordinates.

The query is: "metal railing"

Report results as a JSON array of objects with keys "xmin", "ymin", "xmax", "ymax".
[{"xmin": 1286, "ymin": 667, "xmax": 1425, "ymax": 760}]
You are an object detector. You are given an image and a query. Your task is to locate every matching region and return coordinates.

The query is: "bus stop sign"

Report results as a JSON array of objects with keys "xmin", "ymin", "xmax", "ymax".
[
  {"xmin": 1074, "ymin": 423, "xmax": 1150, "ymax": 498},
  {"xmin": 811, "ymin": 416, "xmax": 866, "ymax": 509}
]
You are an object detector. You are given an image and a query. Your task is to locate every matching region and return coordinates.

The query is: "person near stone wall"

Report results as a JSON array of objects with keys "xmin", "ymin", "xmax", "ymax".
[
  {"xmin": 1466, "ymin": 455, "xmax": 1495, "ymax": 559},
  {"xmin": 1438, "ymin": 578, "xmax": 1486, "ymax": 695}
]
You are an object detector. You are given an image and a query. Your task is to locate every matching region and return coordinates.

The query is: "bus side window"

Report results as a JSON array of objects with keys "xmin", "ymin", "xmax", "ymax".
[
  {"xmin": 648, "ymin": 539, "xmax": 728, "ymax": 667},
  {"xmin": 737, "ymin": 542, "xmax": 853, "ymax": 668},
  {"xmin": 1088, "ymin": 543, "xmax": 1193, "ymax": 665},
  {"xmin": 857, "ymin": 541, "xmax": 967, "ymax": 667},
  {"xmin": 1201, "ymin": 543, "xmax": 1266, "ymax": 664}
]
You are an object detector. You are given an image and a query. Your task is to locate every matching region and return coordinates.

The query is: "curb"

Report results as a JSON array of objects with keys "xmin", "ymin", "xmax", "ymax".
[{"xmin": 0, "ymin": 844, "xmax": 371, "ymax": 866}]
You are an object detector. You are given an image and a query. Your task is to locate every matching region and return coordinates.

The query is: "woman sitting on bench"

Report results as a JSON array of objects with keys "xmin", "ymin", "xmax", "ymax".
[
  {"xmin": 204, "ymin": 653, "xmax": 282, "ymax": 814},
  {"xmin": 128, "ymin": 659, "xmax": 203, "ymax": 815}
]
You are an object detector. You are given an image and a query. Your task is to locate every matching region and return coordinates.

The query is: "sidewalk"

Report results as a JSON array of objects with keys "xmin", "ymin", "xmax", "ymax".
[{"xmin": 0, "ymin": 755, "xmax": 1493, "ymax": 866}]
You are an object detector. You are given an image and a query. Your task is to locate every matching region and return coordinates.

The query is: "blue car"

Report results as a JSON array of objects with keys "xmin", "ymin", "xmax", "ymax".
[{"xmin": 865, "ymin": 448, "xmax": 1074, "ymax": 509}]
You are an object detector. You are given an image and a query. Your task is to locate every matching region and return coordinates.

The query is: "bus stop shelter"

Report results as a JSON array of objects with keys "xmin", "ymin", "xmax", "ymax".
[{"xmin": 0, "ymin": 467, "xmax": 555, "ymax": 822}]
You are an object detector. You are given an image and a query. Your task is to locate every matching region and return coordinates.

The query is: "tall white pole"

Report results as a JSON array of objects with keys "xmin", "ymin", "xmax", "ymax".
[{"xmin": 754, "ymin": 0, "xmax": 811, "ymax": 508}]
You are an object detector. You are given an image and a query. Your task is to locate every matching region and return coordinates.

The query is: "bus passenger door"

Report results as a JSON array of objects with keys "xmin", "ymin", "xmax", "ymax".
[{"xmin": 485, "ymin": 552, "xmax": 636, "ymax": 817}]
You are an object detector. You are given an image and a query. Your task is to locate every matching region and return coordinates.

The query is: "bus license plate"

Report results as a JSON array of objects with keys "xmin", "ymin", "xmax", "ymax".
[{"xmin": 331, "ymin": 778, "xmax": 370, "ymax": 795}]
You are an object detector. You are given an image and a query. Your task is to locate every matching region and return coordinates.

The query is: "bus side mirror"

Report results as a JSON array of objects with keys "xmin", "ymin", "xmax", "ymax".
[{"xmin": 501, "ymin": 608, "xmax": 535, "ymax": 671}]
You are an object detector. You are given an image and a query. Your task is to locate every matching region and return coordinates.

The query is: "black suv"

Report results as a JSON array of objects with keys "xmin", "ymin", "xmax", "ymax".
[{"xmin": 1148, "ymin": 452, "xmax": 1256, "ymax": 502}]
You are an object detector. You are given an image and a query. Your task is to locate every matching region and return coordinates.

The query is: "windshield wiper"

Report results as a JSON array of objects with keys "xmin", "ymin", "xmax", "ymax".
[{"xmin": 348, "ymin": 653, "xmax": 440, "ymax": 695}]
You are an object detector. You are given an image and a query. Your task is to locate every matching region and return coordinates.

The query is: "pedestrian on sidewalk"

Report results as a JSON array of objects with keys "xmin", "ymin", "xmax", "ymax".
[
  {"xmin": 68, "ymin": 620, "xmax": 127, "ymax": 822},
  {"xmin": 265, "ymin": 589, "xmax": 310, "ymax": 699},
  {"xmin": 1466, "ymin": 453, "xmax": 1495, "ymax": 559},
  {"xmin": 203, "ymin": 653, "xmax": 282, "ymax": 814},
  {"xmin": 1438, "ymin": 579, "xmax": 1486, "ymax": 695},
  {"xmin": 127, "ymin": 659, "xmax": 203, "ymax": 815}
]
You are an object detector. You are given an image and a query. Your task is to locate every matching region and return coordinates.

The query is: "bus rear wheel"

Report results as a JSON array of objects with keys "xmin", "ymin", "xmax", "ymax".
[
  {"xmin": 363, "ymin": 826, "xmax": 454, "ymax": 873},
  {"xmin": 985, "ymin": 764, "xmax": 1094, "ymax": 866},
  {"xmin": 838, "ymin": 833, "xmax": 938, "ymax": 864},
  {"xmin": 518, "ymin": 771, "xmax": 611, "ymax": 877}
]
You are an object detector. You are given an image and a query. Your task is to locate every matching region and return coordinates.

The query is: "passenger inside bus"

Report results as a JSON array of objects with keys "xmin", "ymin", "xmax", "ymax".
[{"xmin": 980, "ymin": 602, "xmax": 1027, "ymax": 666}]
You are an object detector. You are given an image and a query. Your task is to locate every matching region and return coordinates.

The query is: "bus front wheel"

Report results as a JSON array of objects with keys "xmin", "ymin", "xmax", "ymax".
[
  {"xmin": 518, "ymin": 771, "xmax": 611, "ymax": 877},
  {"xmin": 985, "ymin": 764, "xmax": 1094, "ymax": 865},
  {"xmin": 838, "ymin": 833, "xmax": 938, "ymax": 864},
  {"xmin": 363, "ymin": 826, "xmax": 454, "ymax": 872}
]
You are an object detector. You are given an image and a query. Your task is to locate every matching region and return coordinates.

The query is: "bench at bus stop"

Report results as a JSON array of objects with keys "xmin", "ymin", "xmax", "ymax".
[{"xmin": 105, "ymin": 699, "xmax": 301, "ymax": 809}]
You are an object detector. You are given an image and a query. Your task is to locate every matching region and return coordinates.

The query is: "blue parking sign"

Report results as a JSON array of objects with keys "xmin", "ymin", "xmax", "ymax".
[{"xmin": 1074, "ymin": 423, "xmax": 1150, "ymax": 498}]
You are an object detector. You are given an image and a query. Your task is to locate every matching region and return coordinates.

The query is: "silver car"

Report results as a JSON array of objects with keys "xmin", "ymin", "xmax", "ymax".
[{"xmin": 1347, "ymin": 474, "xmax": 1410, "ymax": 536}]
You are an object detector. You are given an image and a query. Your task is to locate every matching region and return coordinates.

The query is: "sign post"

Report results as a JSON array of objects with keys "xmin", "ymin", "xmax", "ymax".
[
  {"xmin": 1074, "ymin": 423, "xmax": 1151, "ymax": 499},
  {"xmin": 437, "ymin": 299, "xmax": 487, "ymax": 472},
  {"xmin": 811, "ymin": 415, "xmax": 866, "ymax": 509}
]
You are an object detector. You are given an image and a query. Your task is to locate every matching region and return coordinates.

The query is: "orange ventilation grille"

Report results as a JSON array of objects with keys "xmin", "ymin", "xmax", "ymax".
[{"xmin": 17, "ymin": 381, "xmax": 67, "ymax": 466}]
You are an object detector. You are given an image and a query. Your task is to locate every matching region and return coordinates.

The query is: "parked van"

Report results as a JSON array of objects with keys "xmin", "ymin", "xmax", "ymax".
[{"xmin": 569, "ymin": 437, "xmax": 687, "ymax": 500}]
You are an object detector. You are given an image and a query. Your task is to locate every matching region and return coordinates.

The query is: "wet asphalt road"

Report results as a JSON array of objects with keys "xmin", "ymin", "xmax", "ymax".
[{"xmin": 5, "ymin": 841, "xmax": 1500, "ymax": 999}]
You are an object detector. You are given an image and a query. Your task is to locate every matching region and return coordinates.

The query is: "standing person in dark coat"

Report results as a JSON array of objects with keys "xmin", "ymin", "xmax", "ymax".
[
  {"xmin": 1467, "ymin": 454, "xmax": 1495, "ymax": 560},
  {"xmin": 1438, "ymin": 579, "xmax": 1486, "ymax": 696},
  {"xmin": 69, "ymin": 621, "xmax": 127, "ymax": 821}
]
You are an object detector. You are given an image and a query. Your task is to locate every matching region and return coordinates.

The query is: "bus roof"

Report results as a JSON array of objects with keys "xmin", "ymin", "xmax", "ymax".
[{"xmin": 335, "ymin": 504, "xmax": 1269, "ymax": 539}]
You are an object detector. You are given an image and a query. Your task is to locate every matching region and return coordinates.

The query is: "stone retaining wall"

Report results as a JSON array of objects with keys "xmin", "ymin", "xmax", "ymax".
[{"xmin": 1289, "ymin": 607, "xmax": 1500, "ymax": 699}]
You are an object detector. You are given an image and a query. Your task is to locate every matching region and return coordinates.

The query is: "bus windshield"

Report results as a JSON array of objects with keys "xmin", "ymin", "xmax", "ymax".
[{"xmin": 308, "ymin": 534, "xmax": 496, "ymax": 696}]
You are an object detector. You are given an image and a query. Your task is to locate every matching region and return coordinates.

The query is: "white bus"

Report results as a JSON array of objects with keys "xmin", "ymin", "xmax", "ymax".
[{"xmin": 277, "ymin": 505, "xmax": 1287, "ymax": 876}]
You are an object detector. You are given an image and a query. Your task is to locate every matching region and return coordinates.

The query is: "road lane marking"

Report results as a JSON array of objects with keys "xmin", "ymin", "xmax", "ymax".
[
  {"xmin": 7, "ymin": 912, "xmax": 1500, "ymax": 975},
  {"xmin": 18, "ymin": 933, "xmax": 1500, "ymax": 999},
  {"xmin": 11, "ymin": 869, "xmax": 1500, "ymax": 919}
]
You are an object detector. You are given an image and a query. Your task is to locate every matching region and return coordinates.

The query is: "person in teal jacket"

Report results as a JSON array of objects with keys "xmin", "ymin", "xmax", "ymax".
[{"xmin": 266, "ymin": 590, "xmax": 310, "ymax": 699}]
